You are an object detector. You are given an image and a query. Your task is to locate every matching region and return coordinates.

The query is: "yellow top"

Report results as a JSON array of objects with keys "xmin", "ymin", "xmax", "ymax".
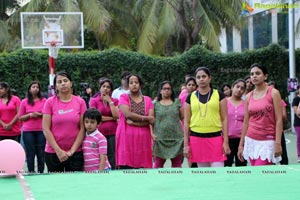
[{"xmin": 190, "ymin": 89, "xmax": 222, "ymax": 133}]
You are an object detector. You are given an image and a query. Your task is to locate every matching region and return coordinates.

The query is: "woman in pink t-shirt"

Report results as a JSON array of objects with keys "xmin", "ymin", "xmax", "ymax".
[
  {"xmin": 238, "ymin": 64, "xmax": 283, "ymax": 166},
  {"xmin": 0, "ymin": 82, "xmax": 21, "ymax": 142},
  {"xmin": 19, "ymin": 81, "xmax": 46, "ymax": 173},
  {"xmin": 43, "ymin": 71, "xmax": 87, "ymax": 172},
  {"xmin": 116, "ymin": 74, "xmax": 155, "ymax": 169},
  {"xmin": 225, "ymin": 79, "xmax": 247, "ymax": 167},
  {"xmin": 89, "ymin": 78, "xmax": 118, "ymax": 169}
]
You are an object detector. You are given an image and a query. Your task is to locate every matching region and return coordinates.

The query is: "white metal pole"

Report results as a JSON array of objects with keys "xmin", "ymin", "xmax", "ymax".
[{"xmin": 289, "ymin": 0, "xmax": 296, "ymax": 132}]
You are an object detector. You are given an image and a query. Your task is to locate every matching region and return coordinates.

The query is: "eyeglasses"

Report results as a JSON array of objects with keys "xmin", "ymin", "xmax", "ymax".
[{"xmin": 162, "ymin": 88, "xmax": 171, "ymax": 91}]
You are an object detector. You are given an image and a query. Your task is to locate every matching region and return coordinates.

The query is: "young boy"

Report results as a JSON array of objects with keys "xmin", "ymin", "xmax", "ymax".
[{"xmin": 82, "ymin": 108, "xmax": 111, "ymax": 171}]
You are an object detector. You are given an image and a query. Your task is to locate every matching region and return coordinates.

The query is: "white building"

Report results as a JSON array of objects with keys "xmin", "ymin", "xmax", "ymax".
[{"xmin": 220, "ymin": 0, "xmax": 300, "ymax": 52}]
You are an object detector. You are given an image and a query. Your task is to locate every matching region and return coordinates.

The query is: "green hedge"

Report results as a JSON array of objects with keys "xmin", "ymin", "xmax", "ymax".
[{"xmin": 0, "ymin": 44, "xmax": 299, "ymax": 100}]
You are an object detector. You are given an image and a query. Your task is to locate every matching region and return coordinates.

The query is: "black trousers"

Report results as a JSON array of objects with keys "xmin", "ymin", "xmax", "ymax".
[
  {"xmin": 105, "ymin": 135, "xmax": 116, "ymax": 170},
  {"xmin": 224, "ymin": 138, "xmax": 247, "ymax": 167},
  {"xmin": 45, "ymin": 151, "xmax": 84, "ymax": 172},
  {"xmin": 0, "ymin": 135, "xmax": 20, "ymax": 142},
  {"xmin": 280, "ymin": 133, "xmax": 289, "ymax": 165}
]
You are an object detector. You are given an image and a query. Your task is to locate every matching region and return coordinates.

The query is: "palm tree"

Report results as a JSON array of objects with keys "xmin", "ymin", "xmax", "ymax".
[
  {"xmin": 134, "ymin": 0, "xmax": 243, "ymax": 54},
  {"xmin": 2, "ymin": 0, "xmax": 243, "ymax": 55},
  {"xmin": 0, "ymin": 0, "xmax": 22, "ymax": 51}
]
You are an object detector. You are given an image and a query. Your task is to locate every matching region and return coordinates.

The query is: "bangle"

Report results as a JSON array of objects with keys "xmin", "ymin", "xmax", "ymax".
[
  {"xmin": 109, "ymin": 102, "xmax": 114, "ymax": 105},
  {"xmin": 29, "ymin": 113, "xmax": 32, "ymax": 118},
  {"xmin": 141, "ymin": 116, "xmax": 144, "ymax": 122}
]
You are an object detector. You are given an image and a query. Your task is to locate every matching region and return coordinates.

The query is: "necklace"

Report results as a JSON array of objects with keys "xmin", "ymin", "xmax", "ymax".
[{"xmin": 197, "ymin": 89, "xmax": 211, "ymax": 119}]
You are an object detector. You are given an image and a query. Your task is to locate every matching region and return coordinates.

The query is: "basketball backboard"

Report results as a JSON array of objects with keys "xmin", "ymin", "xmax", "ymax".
[{"xmin": 21, "ymin": 12, "xmax": 84, "ymax": 49}]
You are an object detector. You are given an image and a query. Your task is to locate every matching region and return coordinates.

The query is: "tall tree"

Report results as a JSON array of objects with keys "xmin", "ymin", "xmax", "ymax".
[
  {"xmin": 0, "ymin": 0, "xmax": 22, "ymax": 51},
  {"xmin": 134, "ymin": 0, "xmax": 242, "ymax": 54},
  {"xmin": 1, "ymin": 0, "xmax": 243, "ymax": 55}
]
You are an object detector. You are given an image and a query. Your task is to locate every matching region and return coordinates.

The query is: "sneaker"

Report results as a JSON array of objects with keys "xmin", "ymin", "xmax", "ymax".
[{"xmin": 298, "ymin": 157, "xmax": 300, "ymax": 163}]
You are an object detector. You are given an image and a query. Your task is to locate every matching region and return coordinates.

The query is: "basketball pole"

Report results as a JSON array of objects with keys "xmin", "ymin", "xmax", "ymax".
[{"xmin": 48, "ymin": 53, "xmax": 55, "ymax": 97}]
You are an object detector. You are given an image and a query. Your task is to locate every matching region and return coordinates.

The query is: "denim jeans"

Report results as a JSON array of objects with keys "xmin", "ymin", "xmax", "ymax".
[{"xmin": 22, "ymin": 131, "xmax": 46, "ymax": 173}]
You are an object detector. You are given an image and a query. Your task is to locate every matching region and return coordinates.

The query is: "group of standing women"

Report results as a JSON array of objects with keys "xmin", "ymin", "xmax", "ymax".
[
  {"xmin": 0, "ymin": 63, "xmax": 290, "ymax": 172},
  {"xmin": 0, "ymin": 81, "xmax": 46, "ymax": 173},
  {"xmin": 183, "ymin": 64, "xmax": 284, "ymax": 167}
]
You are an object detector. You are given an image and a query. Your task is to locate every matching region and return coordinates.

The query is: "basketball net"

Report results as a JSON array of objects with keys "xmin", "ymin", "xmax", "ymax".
[{"xmin": 48, "ymin": 41, "xmax": 61, "ymax": 59}]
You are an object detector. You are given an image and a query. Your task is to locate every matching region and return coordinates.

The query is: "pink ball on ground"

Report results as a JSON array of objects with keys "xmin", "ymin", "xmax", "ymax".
[{"xmin": 0, "ymin": 139, "xmax": 26, "ymax": 175}]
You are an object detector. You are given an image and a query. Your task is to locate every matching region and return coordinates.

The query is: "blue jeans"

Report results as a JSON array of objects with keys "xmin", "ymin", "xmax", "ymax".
[{"xmin": 23, "ymin": 131, "xmax": 46, "ymax": 173}]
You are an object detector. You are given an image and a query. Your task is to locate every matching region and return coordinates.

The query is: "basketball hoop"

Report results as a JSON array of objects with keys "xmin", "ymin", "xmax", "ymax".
[{"xmin": 47, "ymin": 41, "xmax": 61, "ymax": 59}]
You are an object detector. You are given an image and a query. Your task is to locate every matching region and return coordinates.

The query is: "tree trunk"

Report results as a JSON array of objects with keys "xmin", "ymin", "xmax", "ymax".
[
  {"xmin": 177, "ymin": 0, "xmax": 191, "ymax": 51},
  {"xmin": 189, "ymin": 0, "xmax": 200, "ymax": 44},
  {"xmin": 94, "ymin": 33, "xmax": 103, "ymax": 50},
  {"xmin": 165, "ymin": 36, "xmax": 173, "ymax": 56}
]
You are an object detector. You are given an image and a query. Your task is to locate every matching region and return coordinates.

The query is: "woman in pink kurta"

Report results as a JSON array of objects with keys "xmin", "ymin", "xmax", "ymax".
[
  {"xmin": 116, "ymin": 74, "xmax": 155, "ymax": 169},
  {"xmin": 89, "ymin": 78, "xmax": 119, "ymax": 169}
]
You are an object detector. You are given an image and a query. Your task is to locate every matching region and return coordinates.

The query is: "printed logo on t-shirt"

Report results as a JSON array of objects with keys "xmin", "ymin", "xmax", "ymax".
[
  {"xmin": 58, "ymin": 109, "xmax": 74, "ymax": 115},
  {"xmin": 249, "ymin": 105, "xmax": 273, "ymax": 118},
  {"xmin": 91, "ymin": 142, "xmax": 97, "ymax": 148}
]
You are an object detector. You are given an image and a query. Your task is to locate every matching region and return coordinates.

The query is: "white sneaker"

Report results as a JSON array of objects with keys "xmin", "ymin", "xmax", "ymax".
[{"xmin": 297, "ymin": 157, "xmax": 300, "ymax": 163}]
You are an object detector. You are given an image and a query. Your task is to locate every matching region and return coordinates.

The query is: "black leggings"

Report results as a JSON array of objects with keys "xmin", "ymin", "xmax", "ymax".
[
  {"xmin": 280, "ymin": 133, "xmax": 288, "ymax": 165},
  {"xmin": 224, "ymin": 138, "xmax": 247, "ymax": 167}
]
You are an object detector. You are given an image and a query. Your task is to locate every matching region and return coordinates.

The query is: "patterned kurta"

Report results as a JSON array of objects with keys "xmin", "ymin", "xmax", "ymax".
[{"xmin": 153, "ymin": 98, "xmax": 183, "ymax": 159}]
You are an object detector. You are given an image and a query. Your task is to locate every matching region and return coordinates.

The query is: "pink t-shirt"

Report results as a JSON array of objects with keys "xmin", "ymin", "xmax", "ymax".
[
  {"xmin": 0, "ymin": 95, "xmax": 21, "ymax": 136},
  {"xmin": 18, "ymin": 98, "xmax": 46, "ymax": 131},
  {"xmin": 282, "ymin": 100, "xmax": 287, "ymax": 107},
  {"xmin": 179, "ymin": 89, "xmax": 188, "ymax": 105},
  {"xmin": 247, "ymin": 87, "xmax": 275, "ymax": 140},
  {"xmin": 83, "ymin": 130, "xmax": 111, "ymax": 171},
  {"xmin": 227, "ymin": 98, "xmax": 245, "ymax": 138},
  {"xmin": 89, "ymin": 96, "xmax": 118, "ymax": 136},
  {"xmin": 43, "ymin": 95, "xmax": 86, "ymax": 153}
]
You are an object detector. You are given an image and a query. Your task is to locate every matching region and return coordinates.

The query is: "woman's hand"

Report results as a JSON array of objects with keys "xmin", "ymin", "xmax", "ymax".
[
  {"xmin": 147, "ymin": 116, "xmax": 155, "ymax": 125},
  {"xmin": 237, "ymin": 146, "xmax": 244, "ymax": 162},
  {"xmin": 274, "ymin": 143, "xmax": 282, "ymax": 158},
  {"xmin": 2, "ymin": 123, "xmax": 12, "ymax": 130},
  {"xmin": 126, "ymin": 119, "xmax": 134, "ymax": 125},
  {"xmin": 101, "ymin": 93, "xmax": 112, "ymax": 104},
  {"xmin": 183, "ymin": 146, "xmax": 190, "ymax": 158},
  {"xmin": 223, "ymin": 142, "xmax": 231, "ymax": 155},
  {"xmin": 31, "ymin": 112, "xmax": 40, "ymax": 118},
  {"xmin": 56, "ymin": 149, "xmax": 69, "ymax": 162},
  {"xmin": 151, "ymin": 133, "xmax": 157, "ymax": 141}
]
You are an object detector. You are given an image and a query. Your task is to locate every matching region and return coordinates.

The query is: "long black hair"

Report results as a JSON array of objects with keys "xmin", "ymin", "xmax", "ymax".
[
  {"xmin": 0, "ymin": 82, "xmax": 12, "ymax": 105},
  {"xmin": 156, "ymin": 81, "xmax": 175, "ymax": 102},
  {"xmin": 27, "ymin": 81, "xmax": 43, "ymax": 106}
]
